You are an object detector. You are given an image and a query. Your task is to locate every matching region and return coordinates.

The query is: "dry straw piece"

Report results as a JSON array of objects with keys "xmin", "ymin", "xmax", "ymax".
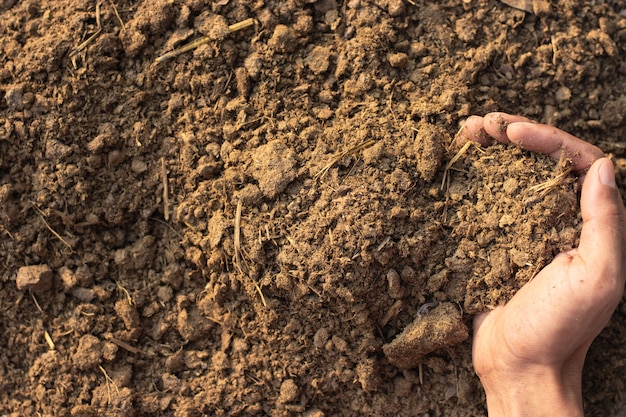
[{"xmin": 154, "ymin": 18, "xmax": 256, "ymax": 63}]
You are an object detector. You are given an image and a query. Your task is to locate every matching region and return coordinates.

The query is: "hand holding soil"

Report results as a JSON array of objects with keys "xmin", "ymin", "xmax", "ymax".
[{"xmin": 463, "ymin": 113, "xmax": 626, "ymax": 416}]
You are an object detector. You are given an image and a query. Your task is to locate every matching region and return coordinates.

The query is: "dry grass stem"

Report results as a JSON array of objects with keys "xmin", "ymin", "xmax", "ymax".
[
  {"xmin": 155, "ymin": 18, "xmax": 256, "ymax": 63},
  {"xmin": 116, "ymin": 281, "xmax": 134, "ymax": 306},
  {"xmin": 234, "ymin": 201, "xmax": 267, "ymax": 308},
  {"xmin": 441, "ymin": 140, "xmax": 473, "ymax": 190},
  {"xmin": 109, "ymin": 1, "xmax": 125, "ymax": 32},
  {"xmin": 31, "ymin": 204, "xmax": 74, "ymax": 251},
  {"xmin": 161, "ymin": 157, "xmax": 170, "ymax": 221},
  {"xmin": 314, "ymin": 139, "xmax": 376, "ymax": 181},
  {"xmin": 99, "ymin": 365, "xmax": 119, "ymax": 405},
  {"xmin": 529, "ymin": 154, "xmax": 573, "ymax": 197},
  {"xmin": 44, "ymin": 329, "xmax": 56, "ymax": 350},
  {"xmin": 528, "ymin": 167, "xmax": 572, "ymax": 197},
  {"xmin": 30, "ymin": 291, "xmax": 44, "ymax": 314},
  {"xmin": 234, "ymin": 201, "xmax": 247, "ymax": 276},
  {"xmin": 70, "ymin": 3, "xmax": 103, "ymax": 68}
]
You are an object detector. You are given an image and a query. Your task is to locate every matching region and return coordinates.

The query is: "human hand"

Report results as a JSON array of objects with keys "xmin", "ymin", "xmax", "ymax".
[{"xmin": 458, "ymin": 112, "xmax": 626, "ymax": 416}]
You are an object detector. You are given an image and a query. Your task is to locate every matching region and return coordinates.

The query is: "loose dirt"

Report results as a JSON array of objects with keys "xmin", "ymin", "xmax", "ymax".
[{"xmin": 1, "ymin": 1, "xmax": 626, "ymax": 416}]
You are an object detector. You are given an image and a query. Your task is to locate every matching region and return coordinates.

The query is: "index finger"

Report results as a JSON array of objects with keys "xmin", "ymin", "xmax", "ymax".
[{"xmin": 484, "ymin": 112, "xmax": 605, "ymax": 173}]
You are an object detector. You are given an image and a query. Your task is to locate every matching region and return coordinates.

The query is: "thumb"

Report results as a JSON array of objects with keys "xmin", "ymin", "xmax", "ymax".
[{"xmin": 576, "ymin": 158, "xmax": 625, "ymax": 282}]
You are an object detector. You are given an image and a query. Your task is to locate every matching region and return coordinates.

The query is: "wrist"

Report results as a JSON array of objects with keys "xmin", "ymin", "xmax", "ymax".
[{"xmin": 480, "ymin": 366, "xmax": 584, "ymax": 417}]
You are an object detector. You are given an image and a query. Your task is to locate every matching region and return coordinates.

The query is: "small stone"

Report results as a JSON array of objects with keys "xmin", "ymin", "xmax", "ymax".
[
  {"xmin": 131, "ymin": 158, "xmax": 148, "ymax": 174},
  {"xmin": 268, "ymin": 25, "xmax": 298, "ymax": 54},
  {"xmin": 277, "ymin": 379, "xmax": 299, "ymax": 403},
  {"xmin": 387, "ymin": 269, "xmax": 404, "ymax": 299},
  {"xmin": 305, "ymin": 46, "xmax": 331, "ymax": 74},
  {"xmin": 71, "ymin": 287, "xmax": 95, "ymax": 302},
  {"xmin": 389, "ymin": 52, "xmax": 408, "ymax": 68},
  {"xmin": 555, "ymin": 86, "xmax": 571, "ymax": 102},
  {"xmin": 16, "ymin": 264, "xmax": 53, "ymax": 292}
]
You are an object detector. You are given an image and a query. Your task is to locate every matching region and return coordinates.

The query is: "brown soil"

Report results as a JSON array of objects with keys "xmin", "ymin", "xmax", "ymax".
[{"xmin": 1, "ymin": 1, "xmax": 626, "ymax": 416}]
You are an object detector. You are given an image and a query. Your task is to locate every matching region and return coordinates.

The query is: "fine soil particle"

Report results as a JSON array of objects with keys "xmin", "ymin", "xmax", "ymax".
[{"xmin": 1, "ymin": 1, "xmax": 626, "ymax": 416}]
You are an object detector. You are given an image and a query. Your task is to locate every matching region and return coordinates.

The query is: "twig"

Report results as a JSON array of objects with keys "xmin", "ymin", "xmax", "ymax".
[
  {"xmin": 105, "ymin": 335, "xmax": 142, "ymax": 354},
  {"xmin": 155, "ymin": 18, "xmax": 256, "ymax": 63}
]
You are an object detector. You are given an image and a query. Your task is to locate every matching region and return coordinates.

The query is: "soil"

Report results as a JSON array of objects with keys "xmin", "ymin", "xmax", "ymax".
[{"xmin": 1, "ymin": 0, "xmax": 626, "ymax": 416}]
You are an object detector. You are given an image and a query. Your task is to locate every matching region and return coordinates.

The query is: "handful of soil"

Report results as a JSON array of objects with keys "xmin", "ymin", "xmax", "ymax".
[
  {"xmin": 447, "ymin": 143, "xmax": 580, "ymax": 313},
  {"xmin": 383, "ymin": 142, "xmax": 581, "ymax": 369}
]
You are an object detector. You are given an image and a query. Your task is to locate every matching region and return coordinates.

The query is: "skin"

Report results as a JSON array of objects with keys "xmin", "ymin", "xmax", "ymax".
[{"xmin": 457, "ymin": 112, "xmax": 626, "ymax": 417}]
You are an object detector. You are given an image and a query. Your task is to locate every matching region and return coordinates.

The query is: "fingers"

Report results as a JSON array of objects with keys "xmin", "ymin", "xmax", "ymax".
[
  {"xmin": 453, "ymin": 115, "xmax": 491, "ymax": 148},
  {"xmin": 456, "ymin": 113, "xmax": 534, "ymax": 148},
  {"xmin": 504, "ymin": 122, "xmax": 604, "ymax": 173},
  {"xmin": 482, "ymin": 112, "xmax": 536, "ymax": 144},
  {"xmin": 458, "ymin": 112, "xmax": 605, "ymax": 173}
]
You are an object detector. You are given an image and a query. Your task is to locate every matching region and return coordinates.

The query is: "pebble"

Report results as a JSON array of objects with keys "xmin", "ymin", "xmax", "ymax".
[
  {"xmin": 5, "ymin": 84, "xmax": 23, "ymax": 110},
  {"xmin": 16, "ymin": 264, "xmax": 53, "ymax": 292}
]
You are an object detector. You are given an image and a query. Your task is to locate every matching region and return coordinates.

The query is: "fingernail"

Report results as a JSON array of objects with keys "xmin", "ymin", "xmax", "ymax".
[{"xmin": 599, "ymin": 158, "xmax": 617, "ymax": 189}]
